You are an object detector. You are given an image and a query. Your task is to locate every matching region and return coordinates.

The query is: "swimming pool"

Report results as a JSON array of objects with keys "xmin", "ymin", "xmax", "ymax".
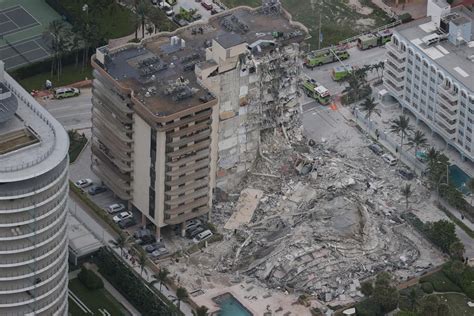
[
  {"xmin": 213, "ymin": 293, "xmax": 253, "ymax": 316},
  {"xmin": 449, "ymin": 164, "xmax": 471, "ymax": 195}
]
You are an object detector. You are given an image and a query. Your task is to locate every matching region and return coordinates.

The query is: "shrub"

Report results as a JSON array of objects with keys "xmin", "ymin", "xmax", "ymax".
[
  {"xmin": 355, "ymin": 298, "xmax": 383, "ymax": 316},
  {"xmin": 78, "ymin": 267, "xmax": 104, "ymax": 290},
  {"xmin": 420, "ymin": 271, "xmax": 462, "ymax": 293},
  {"xmin": 421, "ymin": 282, "xmax": 433, "ymax": 294},
  {"xmin": 398, "ymin": 13, "xmax": 413, "ymax": 23},
  {"xmin": 95, "ymin": 248, "xmax": 182, "ymax": 315}
]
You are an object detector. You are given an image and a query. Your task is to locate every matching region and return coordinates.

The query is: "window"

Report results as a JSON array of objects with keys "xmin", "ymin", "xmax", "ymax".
[
  {"xmin": 466, "ymin": 136, "xmax": 471, "ymax": 143},
  {"xmin": 422, "ymin": 80, "xmax": 427, "ymax": 87},
  {"xmin": 415, "ymin": 65, "xmax": 421, "ymax": 72},
  {"xmin": 430, "ymin": 87, "xmax": 435, "ymax": 93},
  {"xmin": 149, "ymin": 187, "xmax": 155, "ymax": 218},
  {"xmin": 430, "ymin": 77, "xmax": 435, "ymax": 83}
]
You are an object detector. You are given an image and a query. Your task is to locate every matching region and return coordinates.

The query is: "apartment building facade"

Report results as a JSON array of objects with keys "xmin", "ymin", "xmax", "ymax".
[
  {"xmin": 90, "ymin": 3, "xmax": 307, "ymax": 236},
  {"xmin": 0, "ymin": 61, "xmax": 69, "ymax": 315},
  {"xmin": 383, "ymin": 1, "xmax": 474, "ymax": 162}
]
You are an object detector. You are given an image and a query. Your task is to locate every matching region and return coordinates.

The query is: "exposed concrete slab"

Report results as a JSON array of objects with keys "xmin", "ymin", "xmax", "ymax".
[{"xmin": 224, "ymin": 188, "xmax": 263, "ymax": 230}]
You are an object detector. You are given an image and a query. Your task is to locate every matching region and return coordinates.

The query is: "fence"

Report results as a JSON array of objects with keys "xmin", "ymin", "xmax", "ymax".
[{"xmin": 353, "ymin": 109, "xmax": 426, "ymax": 173}]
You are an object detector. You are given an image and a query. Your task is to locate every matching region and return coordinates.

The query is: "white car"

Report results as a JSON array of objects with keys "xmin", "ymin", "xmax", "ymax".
[
  {"xmin": 381, "ymin": 153, "xmax": 398, "ymax": 166},
  {"xmin": 193, "ymin": 229, "xmax": 213, "ymax": 244},
  {"xmin": 113, "ymin": 211, "xmax": 133, "ymax": 223},
  {"xmin": 107, "ymin": 203, "xmax": 125, "ymax": 214},
  {"xmin": 75, "ymin": 179, "xmax": 93, "ymax": 188}
]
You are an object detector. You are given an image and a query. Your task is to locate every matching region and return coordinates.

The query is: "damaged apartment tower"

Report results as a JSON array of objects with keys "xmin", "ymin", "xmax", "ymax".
[{"xmin": 90, "ymin": 0, "xmax": 307, "ymax": 236}]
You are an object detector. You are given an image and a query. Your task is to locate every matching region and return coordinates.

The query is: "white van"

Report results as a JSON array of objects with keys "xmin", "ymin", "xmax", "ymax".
[
  {"xmin": 381, "ymin": 153, "xmax": 398, "ymax": 166},
  {"xmin": 193, "ymin": 229, "xmax": 213, "ymax": 244}
]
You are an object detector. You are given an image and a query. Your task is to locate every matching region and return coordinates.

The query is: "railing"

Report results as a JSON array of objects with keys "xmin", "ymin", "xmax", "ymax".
[
  {"xmin": 0, "ymin": 74, "xmax": 57, "ymax": 172},
  {"xmin": 339, "ymin": 20, "xmax": 402, "ymax": 45},
  {"xmin": 0, "ymin": 158, "xmax": 68, "ymax": 198}
]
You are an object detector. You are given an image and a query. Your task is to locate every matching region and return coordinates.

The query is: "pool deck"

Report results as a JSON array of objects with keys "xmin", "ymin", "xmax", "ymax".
[{"xmin": 192, "ymin": 283, "xmax": 316, "ymax": 316}]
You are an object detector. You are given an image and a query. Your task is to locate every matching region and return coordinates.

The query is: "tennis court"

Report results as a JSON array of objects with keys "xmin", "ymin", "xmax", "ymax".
[{"xmin": 0, "ymin": 1, "xmax": 63, "ymax": 70}]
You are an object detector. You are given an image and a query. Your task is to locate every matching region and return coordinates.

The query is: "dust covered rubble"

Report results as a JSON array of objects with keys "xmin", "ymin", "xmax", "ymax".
[{"xmin": 211, "ymin": 133, "xmax": 435, "ymax": 304}]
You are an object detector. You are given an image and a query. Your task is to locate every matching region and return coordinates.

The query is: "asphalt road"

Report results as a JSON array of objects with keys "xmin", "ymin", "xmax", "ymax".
[{"xmin": 41, "ymin": 89, "xmax": 92, "ymax": 131}]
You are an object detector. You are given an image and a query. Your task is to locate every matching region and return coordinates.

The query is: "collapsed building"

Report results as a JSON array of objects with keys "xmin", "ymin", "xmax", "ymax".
[{"xmin": 90, "ymin": 0, "xmax": 308, "ymax": 236}]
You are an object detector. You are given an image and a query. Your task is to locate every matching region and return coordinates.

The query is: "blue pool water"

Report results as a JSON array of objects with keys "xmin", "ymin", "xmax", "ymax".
[
  {"xmin": 214, "ymin": 293, "xmax": 252, "ymax": 316},
  {"xmin": 449, "ymin": 164, "xmax": 471, "ymax": 195}
]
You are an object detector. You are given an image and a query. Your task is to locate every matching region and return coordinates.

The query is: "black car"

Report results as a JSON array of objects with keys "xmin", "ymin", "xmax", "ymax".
[
  {"xmin": 118, "ymin": 218, "xmax": 136, "ymax": 229},
  {"xmin": 144, "ymin": 242, "xmax": 165, "ymax": 253},
  {"xmin": 88, "ymin": 185, "xmax": 107, "ymax": 195},
  {"xmin": 136, "ymin": 234, "xmax": 156, "ymax": 245},
  {"xmin": 368, "ymin": 143, "xmax": 383, "ymax": 156},
  {"xmin": 398, "ymin": 169, "xmax": 415, "ymax": 180}
]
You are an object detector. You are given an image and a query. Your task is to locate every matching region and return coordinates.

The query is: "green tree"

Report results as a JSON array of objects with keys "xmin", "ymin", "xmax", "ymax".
[
  {"xmin": 419, "ymin": 295, "xmax": 440, "ymax": 316},
  {"xmin": 360, "ymin": 97, "xmax": 380, "ymax": 133},
  {"xmin": 408, "ymin": 130, "xmax": 427, "ymax": 155},
  {"xmin": 109, "ymin": 232, "xmax": 130, "ymax": 257},
  {"xmin": 47, "ymin": 20, "xmax": 69, "ymax": 78},
  {"xmin": 408, "ymin": 288, "xmax": 418, "ymax": 311},
  {"xmin": 176, "ymin": 286, "xmax": 189, "ymax": 310},
  {"xmin": 373, "ymin": 272, "xmax": 399, "ymax": 313},
  {"xmin": 390, "ymin": 115, "xmax": 412, "ymax": 161},
  {"xmin": 401, "ymin": 184, "xmax": 412, "ymax": 210},
  {"xmin": 426, "ymin": 220, "xmax": 458, "ymax": 253},
  {"xmin": 137, "ymin": 248, "xmax": 148, "ymax": 276},
  {"xmin": 193, "ymin": 305, "xmax": 209, "ymax": 316},
  {"xmin": 449, "ymin": 241, "xmax": 465, "ymax": 261},
  {"xmin": 153, "ymin": 267, "xmax": 169, "ymax": 291},
  {"xmin": 136, "ymin": 0, "xmax": 150, "ymax": 38},
  {"xmin": 360, "ymin": 280, "xmax": 374, "ymax": 297},
  {"xmin": 467, "ymin": 178, "xmax": 474, "ymax": 205}
]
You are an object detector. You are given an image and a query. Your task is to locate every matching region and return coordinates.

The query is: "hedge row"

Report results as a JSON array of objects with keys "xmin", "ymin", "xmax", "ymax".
[{"xmin": 95, "ymin": 247, "xmax": 182, "ymax": 316}]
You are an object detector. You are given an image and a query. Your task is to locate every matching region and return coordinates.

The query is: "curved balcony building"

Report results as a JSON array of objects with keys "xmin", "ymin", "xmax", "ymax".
[{"xmin": 0, "ymin": 60, "xmax": 69, "ymax": 316}]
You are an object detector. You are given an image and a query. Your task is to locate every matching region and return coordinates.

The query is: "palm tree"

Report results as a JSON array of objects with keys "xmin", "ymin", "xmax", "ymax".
[
  {"xmin": 109, "ymin": 232, "xmax": 130, "ymax": 257},
  {"xmin": 193, "ymin": 305, "xmax": 209, "ymax": 316},
  {"xmin": 137, "ymin": 248, "xmax": 148, "ymax": 277},
  {"xmin": 390, "ymin": 115, "xmax": 412, "ymax": 160},
  {"xmin": 408, "ymin": 288, "xmax": 417, "ymax": 311},
  {"xmin": 360, "ymin": 97, "xmax": 380, "ymax": 133},
  {"xmin": 176, "ymin": 287, "xmax": 189, "ymax": 310},
  {"xmin": 408, "ymin": 130, "xmax": 427, "ymax": 155},
  {"xmin": 153, "ymin": 267, "xmax": 169, "ymax": 291},
  {"xmin": 135, "ymin": 0, "xmax": 149, "ymax": 38},
  {"xmin": 401, "ymin": 184, "xmax": 412, "ymax": 210},
  {"xmin": 47, "ymin": 20, "xmax": 66, "ymax": 77}
]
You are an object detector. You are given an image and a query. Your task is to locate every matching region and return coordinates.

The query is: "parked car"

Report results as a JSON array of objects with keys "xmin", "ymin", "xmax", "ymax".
[
  {"xmin": 75, "ymin": 179, "xmax": 93, "ymax": 188},
  {"xmin": 185, "ymin": 219, "xmax": 202, "ymax": 229},
  {"xmin": 188, "ymin": 226, "xmax": 205, "ymax": 239},
  {"xmin": 88, "ymin": 185, "xmax": 107, "ymax": 195},
  {"xmin": 201, "ymin": 1, "xmax": 213, "ymax": 10},
  {"xmin": 54, "ymin": 87, "xmax": 80, "ymax": 99},
  {"xmin": 144, "ymin": 242, "xmax": 165, "ymax": 253},
  {"xmin": 118, "ymin": 217, "xmax": 136, "ymax": 229},
  {"xmin": 381, "ymin": 153, "xmax": 398, "ymax": 166},
  {"xmin": 113, "ymin": 211, "xmax": 133, "ymax": 223},
  {"xmin": 398, "ymin": 168, "xmax": 414, "ymax": 180},
  {"xmin": 150, "ymin": 248, "xmax": 169, "ymax": 259},
  {"xmin": 368, "ymin": 143, "xmax": 383, "ymax": 156},
  {"xmin": 136, "ymin": 234, "xmax": 157, "ymax": 245},
  {"xmin": 193, "ymin": 229, "xmax": 213, "ymax": 244},
  {"xmin": 106, "ymin": 203, "xmax": 125, "ymax": 214},
  {"xmin": 165, "ymin": 7, "xmax": 174, "ymax": 16}
]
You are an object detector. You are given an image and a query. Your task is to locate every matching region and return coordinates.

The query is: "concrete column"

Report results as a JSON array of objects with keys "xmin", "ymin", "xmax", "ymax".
[
  {"xmin": 141, "ymin": 214, "xmax": 147, "ymax": 227},
  {"xmin": 181, "ymin": 222, "xmax": 186, "ymax": 237},
  {"xmin": 155, "ymin": 226, "xmax": 161, "ymax": 241}
]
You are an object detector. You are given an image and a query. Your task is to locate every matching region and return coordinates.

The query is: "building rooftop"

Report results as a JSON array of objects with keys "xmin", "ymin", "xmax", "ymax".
[
  {"xmin": 395, "ymin": 6, "xmax": 474, "ymax": 91},
  {"xmin": 0, "ymin": 61, "xmax": 69, "ymax": 183},
  {"xmin": 68, "ymin": 215, "xmax": 103, "ymax": 258},
  {"xmin": 93, "ymin": 6, "xmax": 306, "ymax": 117}
]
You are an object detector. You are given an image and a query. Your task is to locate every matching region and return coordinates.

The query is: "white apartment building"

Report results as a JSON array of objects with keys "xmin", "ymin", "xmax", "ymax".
[
  {"xmin": 0, "ymin": 61, "xmax": 69, "ymax": 315},
  {"xmin": 384, "ymin": 0, "xmax": 474, "ymax": 162}
]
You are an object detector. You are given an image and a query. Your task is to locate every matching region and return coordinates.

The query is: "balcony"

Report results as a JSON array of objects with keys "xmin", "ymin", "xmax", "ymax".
[
  {"xmin": 167, "ymin": 159, "xmax": 209, "ymax": 177},
  {"xmin": 385, "ymin": 51, "xmax": 406, "ymax": 68},
  {"xmin": 165, "ymin": 168, "xmax": 209, "ymax": 187},
  {"xmin": 164, "ymin": 205, "xmax": 209, "ymax": 225},
  {"xmin": 92, "ymin": 95, "xmax": 132, "ymax": 124},
  {"xmin": 438, "ymin": 93, "xmax": 458, "ymax": 108},
  {"xmin": 167, "ymin": 140, "xmax": 211, "ymax": 159},
  {"xmin": 386, "ymin": 42, "xmax": 407, "ymax": 61},
  {"xmin": 438, "ymin": 85, "xmax": 459, "ymax": 102},
  {"xmin": 383, "ymin": 78, "xmax": 404, "ymax": 99},
  {"xmin": 436, "ymin": 103, "xmax": 458, "ymax": 120},
  {"xmin": 166, "ymin": 149, "xmax": 209, "ymax": 168},
  {"xmin": 164, "ymin": 196, "xmax": 209, "ymax": 216},
  {"xmin": 385, "ymin": 60, "xmax": 405, "ymax": 75},
  {"xmin": 384, "ymin": 70, "xmax": 405, "ymax": 87},
  {"xmin": 167, "ymin": 121, "xmax": 210, "ymax": 139},
  {"xmin": 92, "ymin": 164, "xmax": 132, "ymax": 200},
  {"xmin": 92, "ymin": 79, "xmax": 133, "ymax": 115},
  {"xmin": 167, "ymin": 129, "xmax": 211, "ymax": 149},
  {"xmin": 165, "ymin": 188, "xmax": 209, "ymax": 207},
  {"xmin": 435, "ymin": 118, "xmax": 457, "ymax": 140},
  {"xmin": 165, "ymin": 178, "xmax": 209, "ymax": 197},
  {"xmin": 91, "ymin": 143, "xmax": 132, "ymax": 173},
  {"xmin": 436, "ymin": 112, "xmax": 457, "ymax": 127},
  {"xmin": 92, "ymin": 139, "xmax": 132, "ymax": 164},
  {"xmin": 93, "ymin": 109, "xmax": 133, "ymax": 143},
  {"xmin": 92, "ymin": 128, "xmax": 132, "ymax": 155}
]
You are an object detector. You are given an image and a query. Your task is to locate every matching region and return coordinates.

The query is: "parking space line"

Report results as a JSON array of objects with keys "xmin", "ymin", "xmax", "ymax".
[
  {"xmin": 0, "ymin": 5, "xmax": 21, "ymax": 14},
  {"xmin": 1, "ymin": 46, "xmax": 43, "ymax": 61},
  {"xmin": 18, "ymin": 5, "xmax": 41, "ymax": 26}
]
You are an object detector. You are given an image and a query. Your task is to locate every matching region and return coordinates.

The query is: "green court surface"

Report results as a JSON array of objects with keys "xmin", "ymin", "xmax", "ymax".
[
  {"xmin": 0, "ymin": 0, "xmax": 63, "ymax": 69},
  {"xmin": 68, "ymin": 278, "xmax": 128, "ymax": 316}
]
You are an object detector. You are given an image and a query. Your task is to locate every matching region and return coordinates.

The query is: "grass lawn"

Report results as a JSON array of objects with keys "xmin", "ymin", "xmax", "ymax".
[
  {"xmin": 221, "ymin": 0, "xmax": 393, "ymax": 47},
  {"xmin": 420, "ymin": 270, "xmax": 463, "ymax": 293},
  {"xmin": 17, "ymin": 64, "xmax": 93, "ymax": 92},
  {"xmin": 69, "ymin": 131, "xmax": 88, "ymax": 162},
  {"xmin": 434, "ymin": 293, "xmax": 473, "ymax": 316},
  {"xmin": 68, "ymin": 278, "xmax": 128, "ymax": 316}
]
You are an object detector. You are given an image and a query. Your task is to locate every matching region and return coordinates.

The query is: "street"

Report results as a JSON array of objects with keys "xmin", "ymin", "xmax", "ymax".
[{"xmin": 39, "ymin": 89, "xmax": 92, "ymax": 131}]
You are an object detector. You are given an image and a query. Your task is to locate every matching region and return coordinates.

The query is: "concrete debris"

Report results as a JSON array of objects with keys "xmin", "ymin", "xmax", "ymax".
[{"xmin": 210, "ymin": 131, "xmax": 445, "ymax": 305}]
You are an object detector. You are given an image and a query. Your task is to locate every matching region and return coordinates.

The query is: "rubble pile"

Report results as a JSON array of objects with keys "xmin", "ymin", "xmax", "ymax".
[{"xmin": 212, "ymin": 132, "xmax": 433, "ymax": 303}]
